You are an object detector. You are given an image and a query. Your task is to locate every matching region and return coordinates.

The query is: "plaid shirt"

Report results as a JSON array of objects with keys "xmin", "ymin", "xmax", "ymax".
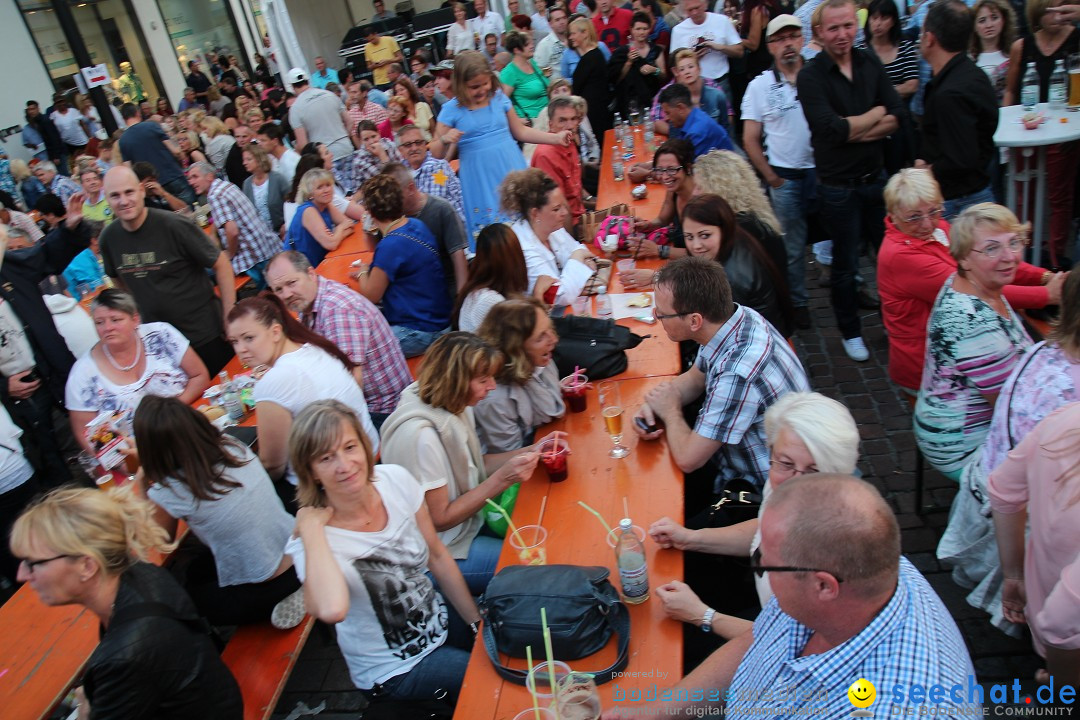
[
  {"xmin": 694, "ymin": 305, "xmax": 809, "ymax": 492},
  {"xmin": 350, "ymin": 140, "xmax": 405, "ymax": 195},
  {"xmin": 346, "ymin": 101, "xmax": 389, "ymax": 136},
  {"xmin": 412, "ymin": 153, "xmax": 464, "ymax": 220},
  {"xmin": 206, "ymin": 178, "xmax": 279, "ymax": 274},
  {"xmin": 50, "ymin": 174, "xmax": 83, "ymax": 205},
  {"xmin": 301, "ymin": 276, "xmax": 412, "ymax": 415},
  {"xmin": 726, "ymin": 558, "xmax": 978, "ymax": 719}
]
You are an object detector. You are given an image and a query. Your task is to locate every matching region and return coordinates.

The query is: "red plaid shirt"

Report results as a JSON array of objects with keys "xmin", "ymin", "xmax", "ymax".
[{"xmin": 301, "ymin": 276, "xmax": 411, "ymax": 414}]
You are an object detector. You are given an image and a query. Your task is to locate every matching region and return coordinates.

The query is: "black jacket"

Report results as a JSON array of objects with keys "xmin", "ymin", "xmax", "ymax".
[
  {"xmin": 0, "ymin": 220, "xmax": 93, "ymax": 404},
  {"xmin": 83, "ymin": 563, "xmax": 243, "ymax": 720}
]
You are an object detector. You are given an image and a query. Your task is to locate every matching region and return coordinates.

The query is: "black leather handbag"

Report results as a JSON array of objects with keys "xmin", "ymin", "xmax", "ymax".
[
  {"xmin": 552, "ymin": 316, "xmax": 645, "ymax": 381},
  {"xmin": 478, "ymin": 564, "xmax": 630, "ymax": 685}
]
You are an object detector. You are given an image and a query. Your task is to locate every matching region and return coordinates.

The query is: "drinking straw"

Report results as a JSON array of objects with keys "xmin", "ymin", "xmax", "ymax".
[
  {"xmin": 538, "ymin": 496, "xmax": 548, "ymax": 527},
  {"xmin": 541, "ymin": 608, "xmax": 560, "ymax": 720},
  {"xmin": 572, "ymin": 365, "xmax": 583, "ymax": 387},
  {"xmin": 577, "ymin": 500, "xmax": 613, "ymax": 536},
  {"xmin": 623, "ymin": 497, "xmax": 629, "ymax": 519},
  {"xmin": 526, "ymin": 645, "xmax": 541, "ymax": 720},
  {"xmin": 485, "ymin": 498, "xmax": 524, "ymax": 546}
]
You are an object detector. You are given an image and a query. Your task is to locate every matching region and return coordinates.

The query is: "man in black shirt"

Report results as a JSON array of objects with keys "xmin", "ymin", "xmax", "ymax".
[
  {"xmin": 797, "ymin": 0, "xmax": 903, "ymax": 362},
  {"xmin": 185, "ymin": 60, "xmax": 213, "ymax": 106},
  {"xmin": 917, "ymin": 0, "xmax": 999, "ymax": 217}
]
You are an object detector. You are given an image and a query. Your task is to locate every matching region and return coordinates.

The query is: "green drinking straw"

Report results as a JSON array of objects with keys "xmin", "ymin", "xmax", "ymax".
[
  {"xmin": 541, "ymin": 608, "xmax": 560, "ymax": 720},
  {"xmin": 526, "ymin": 645, "xmax": 542, "ymax": 720},
  {"xmin": 485, "ymin": 498, "xmax": 524, "ymax": 546},
  {"xmin": 577, "ymin": 501, "xmax": 614, "ymax": 536}
]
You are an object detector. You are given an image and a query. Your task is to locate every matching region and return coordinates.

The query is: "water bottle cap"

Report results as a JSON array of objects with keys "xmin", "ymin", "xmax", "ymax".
[
  {"xmin": 619, "ymin": 518, "xmax": 632, "ymax": 529},
  {"xmin": 597, "ymin": 285, "xmax": 607, "ymax": 294}
]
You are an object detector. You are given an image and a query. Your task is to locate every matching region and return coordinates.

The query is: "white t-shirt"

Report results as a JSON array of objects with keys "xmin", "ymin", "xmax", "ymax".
[
  {"xmin": 284, "ymin": 465, "xmax": 448, "ymax": 690},
  {"xmin": 447, "ymin": 22, "xmax": 476, "ymax": 54},
  {"xmin": 670, "ymin": 13, "xmax": 741, "ymax": 79},
  {"xmin": 0, "ymin": 300, "xmax": 36, "ymax": 377},
  {"xmin": 511, "ymin": 219, "xmax": 593, "ymax": 308},
  {"xmin": 288, "ymin": 88, "xmax": 353, "ymax": 160},
  {"xmin": 253, "ymin": 343, "xmax": 379, "ymax": 484},
  {"xmin": 975, "ymin": 50, "xmax": 1007, "ymax": 80},
  {"xmin": 457, "ymin": 288, "xmax": 506, "ymax": 333},
  {"xmin": 272, "ymin": 148, "xmax": 302, "ymax": 185},
  {"xmin": 0, "ymin": 405, "xmax": 33, "ymax": 495},
  {"xmin": 147, "ymin": 444, "xmax": 294, "ymax": 586},
  {"xmin": 51, "ymin": 108, "xmax": 90, "ymax": 146},
  {"xmin": 470, "ymin": 11, "xmax": 505, "ymax": 42},
  {"xmin": 740, "ymin": 68, "xmax": 815, "ymax": 170},
  {"xmin": 64, "ymin": 322, "xmax": 190, "ymax": 414},
  {"xmin": 251, "ymin": 177, "xmax": 272, "ymax": 227}
]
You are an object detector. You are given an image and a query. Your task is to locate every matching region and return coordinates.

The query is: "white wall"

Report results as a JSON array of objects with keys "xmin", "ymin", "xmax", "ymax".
[
  {"xmin": 0, "ymin": 2, "xmax": 61, "ymax": 164},
  {"xmin": 283, "ymin": 0, "xmax": 356, "ymax": 68},
  {"xmin": 129, "ymin": 0, "xmax": 188, "ymax": 106}
]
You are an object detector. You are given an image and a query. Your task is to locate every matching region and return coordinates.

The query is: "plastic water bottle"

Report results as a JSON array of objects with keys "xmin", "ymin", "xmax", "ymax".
[
  {"xmin": 612, "ymin": 148, "xmax": 625, "ymax": 181},
  {"xmin": 624, "ymin": 128, "xmax": 635, "ymax": 153},
  {"xmin": 1049, "ymin": 60, "xmax": 1067, "ymax": 111},
  {"xmin": 595, "ymin": 285, "xmax": 612, "ymax": 318},
  {"xmin": 644, "ymin": 114, "xmax": 655, "ymax": 152},
  {"xmin": 614, "ymin": 113, "xmax": 625, "ymax": 143},
  {"xmin": 219, "ymin": 371, "xmax": 244, "ymax": 421},
  {"xmin": 615, "ymin": 518, "xmax": 649, "ymax": 604},
  {"xmin": 1021, "ymin": 66, "xmax": 1040, "ymax": 111}
]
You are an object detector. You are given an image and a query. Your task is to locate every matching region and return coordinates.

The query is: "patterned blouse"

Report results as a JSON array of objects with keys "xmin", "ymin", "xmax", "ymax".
[{"xmin": 914, "ymin": 275, "xmax": 1032, "ymax": 480}]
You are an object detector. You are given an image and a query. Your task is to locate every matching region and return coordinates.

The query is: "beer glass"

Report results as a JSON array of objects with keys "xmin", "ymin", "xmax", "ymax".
[{"xmin": 597, "ymin": 381, "xmax": 630, "ymax": 458}]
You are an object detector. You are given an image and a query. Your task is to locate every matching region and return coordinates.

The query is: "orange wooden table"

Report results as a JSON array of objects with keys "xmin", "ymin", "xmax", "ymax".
[
  {"xmin": 453, "ymin": 376, "xmax": 684, "ymax": 720},
  {"xmin": 596, "ymin": 129, "xmax": 668, "ymax": 219},
  {"xmin": 324, "ymin": 226, "xmax": 376, "ymax": 259},
  {"xmin": 315, "ymin": 251, "xmax": 375, "ymax": 291}
]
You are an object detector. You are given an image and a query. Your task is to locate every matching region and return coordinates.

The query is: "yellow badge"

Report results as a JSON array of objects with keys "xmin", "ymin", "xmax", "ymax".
[{"xmin": 432, "ymin": 169, "xmax": 448, "ymax": 187}]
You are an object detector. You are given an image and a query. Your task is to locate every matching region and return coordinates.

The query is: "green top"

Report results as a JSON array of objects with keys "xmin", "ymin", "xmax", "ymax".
[{"xmin": 499, "ymin": 60, "xmax": 549, "ymax": 119}]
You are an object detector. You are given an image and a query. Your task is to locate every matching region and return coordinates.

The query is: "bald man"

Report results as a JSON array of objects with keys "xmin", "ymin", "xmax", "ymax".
[
  {"xmin": 603, "ymin": 475, "xmax": 978, "ymax": 719},
  {"xmin": 98, "ymin": 167, "xmax": 236, "ymax": 375}
]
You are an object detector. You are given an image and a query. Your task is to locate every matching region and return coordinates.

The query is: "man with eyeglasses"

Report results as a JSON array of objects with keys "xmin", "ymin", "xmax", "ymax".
[
  {"xmin": 797, "ymin": 0, "xmax": 904, "ymax": 362},
  {"xmin": 395, "ymin": 125, "xmax": 464, "ymax": 222},
  {"xmin": 632, "ymin": 257, "xmax": 808, "ymax": 500},
  {"xmin": 742, "ymin": 15, "xmax": 816, "ymax": 331},
  {"xmin": 916, "ymin": 0, "xmax": 998, "ymax": 218}
]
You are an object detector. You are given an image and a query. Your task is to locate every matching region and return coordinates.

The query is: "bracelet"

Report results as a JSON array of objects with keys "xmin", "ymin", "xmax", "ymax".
[
  {"xmin": 470, "ymin": 620, "xmax": 481, "ymax": 636},
  {"xmin": 1041, "ymin": 271, "xmax": 1052, "ymax": 285},
  {"xmin": 659, "ymin": 244, "xmax": 670, "ymax": 260}
]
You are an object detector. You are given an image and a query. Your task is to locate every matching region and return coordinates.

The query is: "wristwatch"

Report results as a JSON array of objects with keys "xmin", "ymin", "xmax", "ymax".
[{"xmin": 701, "ymin": 607, "xmax": 716, "ymax": 634}]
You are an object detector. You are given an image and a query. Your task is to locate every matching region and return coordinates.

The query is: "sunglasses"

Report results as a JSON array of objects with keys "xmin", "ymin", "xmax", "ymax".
[{"xmin": 750, "ymin": 547, "xmax": 844, "ymax": 582}]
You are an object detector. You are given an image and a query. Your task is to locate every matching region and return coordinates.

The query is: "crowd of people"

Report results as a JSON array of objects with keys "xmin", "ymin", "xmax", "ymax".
[{"xmin": 2, "ymin": 0, "xmax": 1080, "ymax": 716}]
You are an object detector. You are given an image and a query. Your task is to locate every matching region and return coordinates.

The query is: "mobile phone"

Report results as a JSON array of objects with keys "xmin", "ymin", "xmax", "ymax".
[
  {"xmin": 634, "ymin": 416, "xmax": 659, "ymax": 434},
  {"xmin": 21, "ymin": 368, "xmax": 40, "ymax": 383}
]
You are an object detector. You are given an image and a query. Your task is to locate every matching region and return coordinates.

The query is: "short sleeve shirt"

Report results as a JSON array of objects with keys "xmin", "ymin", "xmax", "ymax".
[
  {"xmin": 117, "ymin": 121, "xmax": 185, "ymax": 185},
  {"xmin": 288, "ymin": 88, "xmax": 353, "ymax": 160},
  {"xmin": 206, "ymin": 179, "xmax": 280, "ymax": 273},
  {"xmin": 741, "ymin": 68, "xmax": 814, "ymax": 170},
  {"xmin": 371, "ymin": 218, "xmax": 450, "ymax": 332},
  {"xmin": 670, "ymin": 13, "xmax": 741, "ymax": 79},
  {"xmin": 364, "ymin": 36, "xmax": 402, "ymax": 86}
]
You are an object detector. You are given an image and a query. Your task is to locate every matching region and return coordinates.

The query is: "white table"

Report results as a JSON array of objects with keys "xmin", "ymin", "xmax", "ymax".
[{"xmin": 994, "ymin": 104, "xmax": 1080, "ymax": 267}]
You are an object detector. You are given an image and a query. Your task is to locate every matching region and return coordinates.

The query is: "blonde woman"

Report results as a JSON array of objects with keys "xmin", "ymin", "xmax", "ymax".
[
  {"xmin": 201, "ymin": 116, "xmax": 235, "ymax": 172},
  {"xmin": 285, "ymin": 168, "xmax": 354, "ymax": 267},
  {"xmin": 11, "ymin": 487, "xmax": 243, "ymax": 718},
  {"xmin": 569, "ymin": 17, "xmax": 612, "ymax": 138},
  {"xmin": 175, "ymin": 130, "xmax": 209, "ymax": 169}
]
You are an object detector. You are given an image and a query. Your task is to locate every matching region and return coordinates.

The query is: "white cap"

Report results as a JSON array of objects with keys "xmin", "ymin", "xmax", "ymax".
[
  {"xmin": 286, "ymin": 67, "xmax": 307, "ymax": 85},
  {"xmin": 766, "ymin": 14, "xmax": 802, "ymax": 37}
]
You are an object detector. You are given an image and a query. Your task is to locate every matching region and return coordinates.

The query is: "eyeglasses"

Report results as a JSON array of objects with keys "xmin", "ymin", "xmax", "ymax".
[
  {"xmin": 750, "ymin": 548, "xmax": 844, "ymax": 582},
  {"xmin": 769, "ymin": 458, "xmax": 818, "ymax": 478},
  {"xmin": 970, "ymin": 236, "xmax": 1029, "ymax": 259},
  {"xmin": 651, "ymin": 307, "xmax": 690, "ymax": 321},
  {"xmin": 768, "ymin": 32, "xmax": 801, "ymax": 43},
  {"xmin": 399, "ymin": 139, "xmax": 427, "ymax": 149},
  {"xmin": 20, "ymin": 554, "xmax": 76, "ymax": 573},
  {"xmin": 653, "ymin": 166, "xmax": 683, "ymax": 177},
  {"xmin": 899, "ymin": 207, "xmax": 944, "ymax": 225}
]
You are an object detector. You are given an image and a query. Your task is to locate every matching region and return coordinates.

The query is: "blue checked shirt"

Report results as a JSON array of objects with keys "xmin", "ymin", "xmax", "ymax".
[
  {"xmin": 412, "ymin": 153, "xmax": 464, "ymax": 221},
  {"xmin": 727, "ymin": 558, "xmax": 979, "ymax": 719},
  {"xmin": 50, "ymin": 174, "xmax": 83, "ymax": 205},
  {"xmin": 694, "ymin": 305, "xmax": 809, "ymax": 492},
  {"xmin": 206, "ymin": 179, "xmax": 279, "ymax": 274}
]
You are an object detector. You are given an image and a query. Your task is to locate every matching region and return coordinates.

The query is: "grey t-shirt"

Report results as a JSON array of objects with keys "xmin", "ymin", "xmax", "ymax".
[
  {"xmin": 413, "ymin": 194, "xmax": 468, "ymax": 299},
  {"xmin": 288, "ymin": 88, "xmax": 353, "ymax": 160},
  {"xmin": 117, "ymin": 121, "xmax": 186, "ymax": 185},
  {"xmin": 147, "ymin": 443, "xmax": 294, "ymax": 586}
]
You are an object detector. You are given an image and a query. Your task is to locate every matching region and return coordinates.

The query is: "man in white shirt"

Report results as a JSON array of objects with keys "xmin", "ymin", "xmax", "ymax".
[
  {"xmin": 470, "ymin": 0, "xmax": 504, "ymax": 43},
  {"xmin": 255, "ymin": 122, "xmax": 301, "ymax": 184},
  {"xmin": 535, "ymin": 5, "xmax": 570, "ymax": 79},
  {"xmin": 286, "ymin": 68, "xmax": 358, "ymax": 189},
  {"xmin": 741, "ymin": 14, "xmax": 815, "ymax": 329},
  {"xmin": 670, "ymin": 0, "xmax": 743, "ymax": 93},
  {"xmin": 49, "ymin": 95, "xmax": 91, "ymax": 156}
]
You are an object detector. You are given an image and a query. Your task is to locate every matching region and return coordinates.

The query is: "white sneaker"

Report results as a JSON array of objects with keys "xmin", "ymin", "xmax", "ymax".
[
  {"xmin": 842, "ymin": 337, "xmax": 870, "ymax": 362},
  {"xmin": 270, "ymin": 588, "xmax": 307, "ymax": 630}
]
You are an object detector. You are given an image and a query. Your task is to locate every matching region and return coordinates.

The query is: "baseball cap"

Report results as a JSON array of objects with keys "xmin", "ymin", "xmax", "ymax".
[
  {"xmin": 766, "ymin": 14, "xmax": 802, "ymax": 37},
  {"xmin": 286, "ymin": 67, "xmax": 307, "ymax": 85}
]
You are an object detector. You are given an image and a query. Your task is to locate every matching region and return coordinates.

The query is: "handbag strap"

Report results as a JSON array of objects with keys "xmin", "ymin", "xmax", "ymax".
[
  {"xmin": 389, "ymin": 226, "xmax": 441, "ymax": 263},
  {"xmin": 480, "ymin": 600, "xmax": 631, "ymax": 685},
  {"xmin": 1005, "ymin": 343, "xmax": 1045, "ymax": 447}
]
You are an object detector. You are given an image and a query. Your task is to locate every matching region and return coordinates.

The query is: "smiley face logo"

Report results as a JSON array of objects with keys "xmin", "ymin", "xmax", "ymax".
[{"xmin": 848, "ymin": 679, "xmax": 876, "ymax": 716}]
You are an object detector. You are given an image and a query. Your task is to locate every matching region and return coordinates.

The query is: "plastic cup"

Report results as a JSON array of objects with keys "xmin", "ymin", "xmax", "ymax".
[
  {"xmin": 616, "ymin": 258, "xmax": 636, "ymax": 273},
  {"xmin": 539, "ymin": 439, "xmax": 569, "ymax": 482},
  {"xmin": 509, "ymin": 524, "xmax": 548, "ymax": 565},
  {"xmin": 605, "ymin": 524, "xmax": 647, "ymax": 548},
  {"xmin": 513, "ymin": 709, "xmax": 557, "ymax": 720},
  {"xmin": 77, "ymin": 451, "xmax": 112, "ymax": 490},
  {"xmin": 556, "ymin": 672, "xmax": 603, "ymax": 718},
  {"xmin": 571, "ymin": 297, "xmax": 590, "ymax": 316},
  {"xmin": 560, "ymin": 373, "xmax": 589, "ymax": 413},
  {"xmin": 526, "ymin": 661, "xmax": 572, "ymax": 703}
]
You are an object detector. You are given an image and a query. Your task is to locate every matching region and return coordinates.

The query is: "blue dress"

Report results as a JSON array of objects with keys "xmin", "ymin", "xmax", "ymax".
[
  {"xmin": 286, "ymin": 200, "xmax": 335, "ymax": 267},
  {"xmin": 437, "ymin": 92, "xmax": 525, "ymax": 244}
]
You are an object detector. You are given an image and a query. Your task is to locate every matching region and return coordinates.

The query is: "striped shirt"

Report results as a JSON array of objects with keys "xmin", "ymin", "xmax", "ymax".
[
  {"xmin": 346, "ymin": 101, "xmax": 389, "ymax": 137},
  {"xmin": 855, "ymin": 40, "xmax": 920, "ymax": 88},
  {"xmin": 301, "ymin": 275, "xmax": 412, "ymax": 415},
  {"xmin": 727, "ymin": 558, "xmax": 979, "ymax": 719},
  {"xmin": 206, "ymin": 178, "xmax": 279, "ymax": 274},
  {"xmin": 694, "ymin": 305, "xmax": 809, "ymax": 492}
]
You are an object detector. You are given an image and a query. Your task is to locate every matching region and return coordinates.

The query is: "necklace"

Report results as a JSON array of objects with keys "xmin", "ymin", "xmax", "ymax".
[
  {"xmin": 962, "ymin": 275, "xmax": 1006, "ymax": 314},
  {"xmin": 102, "ymin": 337, "xmax": 143, "ymax": 372}
]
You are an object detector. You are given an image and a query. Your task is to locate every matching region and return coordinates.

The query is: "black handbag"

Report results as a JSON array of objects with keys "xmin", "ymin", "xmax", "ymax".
[
  {"xmin": 478, "ymin": 564, "xmax": 631, "ymax": 685},
  {"xmin": 552, "ymin": 316, "xmax": 645, "ymax": 380}
]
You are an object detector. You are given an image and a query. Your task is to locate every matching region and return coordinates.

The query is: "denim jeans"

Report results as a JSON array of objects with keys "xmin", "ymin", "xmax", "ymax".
[
  {"xmin": 162, "ymin": 176, "xmax": 197, "ymax": 206},
  {"xmin": 768, "ymin": 166, "xmax": 818, "ymax": 307},
  {"xmin": 393, "ymin": 325, "xmax": 449, "ymax": 358},
  {"xmin": 943, "ymin": 185, "xmax": 994, "ymax": 220},
  {"xmin": 817, "ymin": 177, "xmax": 886, "ymax": 339},
  {"xmin": 244, "ymin": 258, "xmax": 270, "ymax": 290}
]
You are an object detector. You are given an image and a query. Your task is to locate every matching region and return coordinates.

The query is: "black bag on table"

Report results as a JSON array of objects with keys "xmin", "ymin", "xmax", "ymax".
[
  {"xmin": 551, "ymin": 316, "xmax": 645, "ymax": 381},
  {"xmin": 478, "ymin": 564, "xmax": 630, "ymax": 685}
]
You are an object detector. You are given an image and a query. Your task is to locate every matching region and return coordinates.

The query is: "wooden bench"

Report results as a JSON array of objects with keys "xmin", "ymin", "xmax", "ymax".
[{"xmin": 222, "ymin": 616, "xmax": 315, "ymax": 720}]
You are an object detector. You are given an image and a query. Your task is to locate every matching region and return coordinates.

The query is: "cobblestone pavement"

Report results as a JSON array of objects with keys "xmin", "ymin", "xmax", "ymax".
[{"xmin": 271, "ymin": 259, "xmax": 1048, "ymax": 719}]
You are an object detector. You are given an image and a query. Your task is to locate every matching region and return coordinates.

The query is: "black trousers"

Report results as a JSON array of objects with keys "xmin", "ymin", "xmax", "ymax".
[{"xmin": 193, "ymin": 336, "xmax": 236, "ymax": 377}]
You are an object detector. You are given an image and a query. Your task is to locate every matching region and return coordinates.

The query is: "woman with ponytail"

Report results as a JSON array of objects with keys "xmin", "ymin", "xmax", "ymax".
[
  {"xmin": 226, "ymin": 293, "xmax": 379, "ymax": 488},
  {"xmin": 10, "ymin": 486, "xmax": 242, "ymax": 719}
]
